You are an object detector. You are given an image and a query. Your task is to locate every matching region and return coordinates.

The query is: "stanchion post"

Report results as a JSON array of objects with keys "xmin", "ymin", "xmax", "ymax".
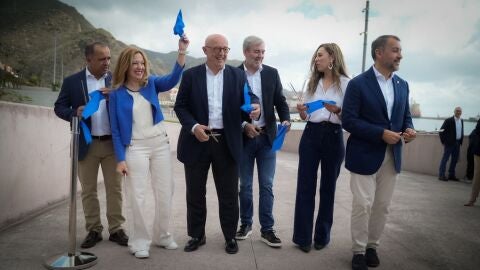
[{"xmin": 44, "ymin": 116, "xmax": 98, "ymax": 269}]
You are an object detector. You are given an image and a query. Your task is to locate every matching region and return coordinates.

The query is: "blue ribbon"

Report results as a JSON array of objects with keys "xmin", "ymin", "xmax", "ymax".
[
  {"xmin": 173, "ymin": 9, "xmax": 185, "ymax": 37},
  {"xmin": 271, "ymin": 124, "xmax": 288, "ymax": 152},
  {"xmin": 240, "ymin": 82, "xmax": 253, "ymax": 113},
  {"xmin": 80, "ymin": 90, "xmax": 105, "ymax": 144},
  {"xmin": 305, "ymin": 99, "xmax": 336, "ymax": 114}
]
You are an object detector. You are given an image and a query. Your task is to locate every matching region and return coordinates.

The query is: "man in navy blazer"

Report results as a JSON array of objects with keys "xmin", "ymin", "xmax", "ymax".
[
  {"xmin": 54, "ymin": 42, "xmax": 128, "ymax": 249},
  {"xmin": 235, "ymin": 36, "xmax": 290, "ymax": 247},
  {"xmin": 342, "ymin": 35, "xmax": 416, "ymax": 270},
  {"xmin": 174, "ymin": 34, "xmax": 260, "ymax": 254},
  {"xmin": 438, "ymin": 107, "xmax": 464, "ymax": 181}
]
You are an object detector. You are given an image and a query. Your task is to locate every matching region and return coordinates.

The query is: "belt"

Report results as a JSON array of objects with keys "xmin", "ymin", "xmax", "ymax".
[
  {"xmin": 308, "ymin": 121, "xmax": 341, "ymax": 128},
  {"xmin": 91, "ymin": 135, "xmax": 112, "ymax": 140},
  {"xmin": 210, "ymin": 129, "xmax": 224, "ymax": 134}
]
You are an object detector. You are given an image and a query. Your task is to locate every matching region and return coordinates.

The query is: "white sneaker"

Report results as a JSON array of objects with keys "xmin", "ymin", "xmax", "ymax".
[
  {"xmin": 160, "ymin": 241, "xmax": 178, "ymax": 250},
  {"xmin": 134, "ymin": 250, "xmax": 149, "ymax": 259}
]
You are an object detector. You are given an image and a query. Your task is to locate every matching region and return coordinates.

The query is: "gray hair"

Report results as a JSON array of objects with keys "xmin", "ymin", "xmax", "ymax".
[{"xmin": 243, "ymin": 35, "xmax": 264, "ymax": 51}]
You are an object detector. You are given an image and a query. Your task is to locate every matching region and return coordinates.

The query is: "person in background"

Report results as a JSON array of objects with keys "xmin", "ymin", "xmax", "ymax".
[
  {"xmin": 464, "ymin": 118, "xmax": 480, "ymax": 206},
  {"xmin": 293, "ymin": 43, "xmax": 349, "ymax": 253},
  {"xmin": 54, "ymin": 41, "xmax": 128, "ymax": 249},
  {"xmin": 342, "ymin": 35, "xmax": 416, "ymax": 270},
  {"xmin": 109, "ymin": 36, "xmax": 189, "ymax": 259},
  {"xmin": 235, "ymin": 35, "xmax": 290, "ymax": 248},
  {"xmin": 438, "ymin": 107, "xmax": 464, "ymax": 181}
]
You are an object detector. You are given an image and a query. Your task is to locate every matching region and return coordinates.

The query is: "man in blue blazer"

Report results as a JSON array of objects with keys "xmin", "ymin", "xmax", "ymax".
[
  {"xmin": 342, "ymin": 35, "xmax": 416, "ymax": 270},
  {"xmin": 235, "ymin": 36, "xmax": 290, "ymax": 247},
  {"xmin": 54, "ymin": 42, "xmax": 128, "ymax": 249},
  {"xmin": 438, "ymin": 107, "xmax": 464, "ymax": 181},
  {"xmin": 174, "ymin": 34, "xmax": 260, "ymax": 254}
]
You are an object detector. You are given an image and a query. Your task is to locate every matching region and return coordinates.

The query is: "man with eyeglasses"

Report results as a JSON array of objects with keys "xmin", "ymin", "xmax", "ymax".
[
  {"xmin": 235, "ymin": 36, "xmax": 290, "ymax": 248},
  {"xmin": 174, "ymin": 34, "xmax": 260, "ymax": 254}
]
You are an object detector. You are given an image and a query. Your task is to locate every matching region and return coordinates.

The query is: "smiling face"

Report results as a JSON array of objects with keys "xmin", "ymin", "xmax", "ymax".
[
  {"xmin": 314, "ymin": 46, "xmax": 334, "ymax": 73},
  {"xmin": 376, "ymin": 37, "xmax": 403, "ymax": 73},
  {"xmin": 203, "ymin": 34, "xmax": 229, "ymax": 73},
  {"xmin": 127, "ymin": 53, "xmax": 145, "ymax": 83},
  {"xmin": 244, "ymin": 42, "xmax": 265, "ymax": 72}
]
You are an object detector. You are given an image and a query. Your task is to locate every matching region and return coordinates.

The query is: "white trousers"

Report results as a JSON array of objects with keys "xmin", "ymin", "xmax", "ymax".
[
  {"xmin": 125, "ymin": 131, "xmax": 174, "ymax": 253},
  {"xmin": 350, "ymin": 146, "xmax": 398, "ymax": 254}
]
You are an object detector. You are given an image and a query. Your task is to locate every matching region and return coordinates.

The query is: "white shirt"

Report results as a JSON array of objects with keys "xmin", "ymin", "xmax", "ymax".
[
  {"xmin": 304, "ymin": 75, "xmax": 349, "ymax": 124},
  {"xmin": 127, "ymin": 90, "xmax": 164, "ymax": 139},
  {"xmin": 373, "ymin": 66, "xmax": 395, "ymax": 120},
  {"xmin": 85, "ymin": 68, "xmax": 111, "ymax": 136},
  {"xmin": 206, "ymin": 65, "xmax": 225, "ymax": 129},
  {"xmin": 455, "ymin": 116, "xmax": 462, "ymax": 140},
  {"xmin": 244, "ymin": 64, "xmax": 265, "ymax": 127}
]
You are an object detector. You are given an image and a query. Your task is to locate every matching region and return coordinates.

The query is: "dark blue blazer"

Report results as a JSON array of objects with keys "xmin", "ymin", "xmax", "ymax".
[
  {"xmin": 174, "ymin": 64, "xmax": 258, "ymax": 164},
  {"xmin": 238, "ymin": 64, "xmax": 290, "ymax": 145},
  {"xmin": 342, "ymin": 67, "xmax": 413, "ymax": 174},
  {"xmin": 54, "ymin": 69, "xmax": 112, "ymax": 160},
  {"xmin": 439, "ymin": 116, "xmax": 464, "ymax": 146}
]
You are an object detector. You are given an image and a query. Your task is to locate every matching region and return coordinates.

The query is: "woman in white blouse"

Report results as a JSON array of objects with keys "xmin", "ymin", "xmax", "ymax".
[
  {"xmin": 293, "ymin": 43, "xmax": 350, "ymax": 253},
  {"xmin": 109, "ymin": 36, "xmax": 189, "ymax": 259}
]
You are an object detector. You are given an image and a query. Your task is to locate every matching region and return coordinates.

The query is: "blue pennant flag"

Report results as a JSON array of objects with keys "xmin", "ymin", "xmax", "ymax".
[
  {"xmin": 240, "ymin": 82, "xmax": 253, "ymax": 113},
  {"xmin": 80, "ymin": 90, "xmax": 105, "ymax": 144},
  {"xmin": 173, "ymin": 9, "xmax": 185, "ymax": 37},
  {"xmin": 271, "ymin": 124, "xmax": 288, "ymax": 152},
  {"xmin": 305, "ymin": 99, "xmax": 336, "ymax": 114}
]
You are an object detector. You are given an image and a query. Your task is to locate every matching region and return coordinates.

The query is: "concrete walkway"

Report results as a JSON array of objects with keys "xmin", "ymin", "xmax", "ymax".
[{"xmin": 1, "ymin": 151, "xmax": 479, "ymax": 270}]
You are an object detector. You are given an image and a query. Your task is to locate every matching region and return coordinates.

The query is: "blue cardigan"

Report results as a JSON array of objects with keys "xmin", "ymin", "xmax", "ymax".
[{"xmin": 109, "ymin": 62, "xmax": 183, "ymax": 162}]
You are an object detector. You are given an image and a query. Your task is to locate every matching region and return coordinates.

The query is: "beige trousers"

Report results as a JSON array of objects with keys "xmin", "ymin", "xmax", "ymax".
[
  {"xmin": 78, "ymin": 139, "xmax": 124, "ymax": 234},
  {"xmin": 468, "ymin": 155, "xmax": 480, "ymax": 203},
  {"xmin": 350, "ymin": 146, "xmax": 398, "ymax": 254}
]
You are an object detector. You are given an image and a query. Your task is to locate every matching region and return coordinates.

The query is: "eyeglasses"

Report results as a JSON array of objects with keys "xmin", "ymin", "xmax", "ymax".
[{"xmin": 205, "ymin": 46, "xmax": 230, "ymax": 54}]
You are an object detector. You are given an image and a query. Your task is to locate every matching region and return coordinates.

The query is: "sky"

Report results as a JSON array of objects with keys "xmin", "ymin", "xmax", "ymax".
[{"xmin": 61, "ymin": 0, "xmax": 480, "ymax": 118}]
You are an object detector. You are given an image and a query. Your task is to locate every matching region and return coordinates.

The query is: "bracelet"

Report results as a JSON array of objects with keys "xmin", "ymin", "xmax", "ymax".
[{"xmin": 178, "ymin": 49, "xmax": 188, "ymax": 55}]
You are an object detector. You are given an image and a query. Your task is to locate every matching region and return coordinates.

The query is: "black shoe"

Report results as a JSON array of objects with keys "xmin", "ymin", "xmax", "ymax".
[
  {"xmin": 225, "ymin": 239, "xmax": 238, "ymax": 254},
  {"xmin": 314, "ymin": 242, "xmax": 326, "ymax": 250},
  {"xmin": 184, "ymin": 236, "xmax": 206, "ymax": 252},
  {"xmin": 261, "ymin": 230, "xmax": 282, "ymax": 247},
  {"xmin": 366, "ymin": 248, "xmax": 380, "ymax": 267},
  {"xmin": 438, "ymin": 176, "xmax": 448, "ymax": 181},
  {"xmin": 81, "ymin": 231, "xmax": 103, "ymax": 248},
  {"xmin": 235, "ymin": 224, "xmax": 252, "ymax": 240},
  {"xmin": 109, "ymin": 229, "xmax": 128, "ymax": 246},
  {"xmin": 352, "ymin": 254, "xmax": 368, "ymax": 270},
  {"xmin": 448, "ymin": 176, "xmax": 459, "ymax": 181},
  {"xmin": 298, "ymin": 245, "xmax": 311, "ymax": 253}
]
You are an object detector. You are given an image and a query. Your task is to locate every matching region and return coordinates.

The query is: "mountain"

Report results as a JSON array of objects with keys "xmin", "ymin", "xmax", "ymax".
[{"xmin": 0, "ymin": 0, "xmax": 240, "ymax": 87}]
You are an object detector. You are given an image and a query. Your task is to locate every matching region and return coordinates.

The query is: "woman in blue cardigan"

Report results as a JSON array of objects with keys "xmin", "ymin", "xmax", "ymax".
[{"xmin": 109, "ymin": 36, "xmax": 189, "ymax": 259}]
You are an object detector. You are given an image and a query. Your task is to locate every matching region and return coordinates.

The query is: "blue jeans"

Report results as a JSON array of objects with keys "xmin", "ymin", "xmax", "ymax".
[
  {"xmin": 293, "ymin": 122, "xmax": 344, "ymax": 247},
  {"xmin": 239, "ymin": 134, "xmax": 276, "ymax": 232},
  {"xmin": 439, "ymin": 141, "xmax": 461, "ymax": 177}
]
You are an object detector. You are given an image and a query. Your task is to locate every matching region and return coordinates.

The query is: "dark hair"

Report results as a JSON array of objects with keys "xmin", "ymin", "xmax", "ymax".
[
  {"xmin": 371, "ymin": 35, "xmax": 400, "ymax": 60},
  {"xmin": 84, "ymin": 42, "xmax": 108, "ymax": 58}
]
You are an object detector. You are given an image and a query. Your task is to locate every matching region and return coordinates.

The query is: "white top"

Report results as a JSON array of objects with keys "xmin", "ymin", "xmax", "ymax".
[
  {"xmin": 304, "ymin": 75, "xmax": 349, "ymax": 124},
  {"xmin": 206, "ymin": 65, "xmax": 225, "ymax": 129},
  {"xmin": 455, "ymin": 116, "xmax": 462, "ymax": 140},
  {"xmin": 244, "ymin": 64, "xmax": 265, "ymax": 127},
  {"xmin": 86, "ymin": 68, "xmax": 111, "ymax": 136},
  {"xmin": 373, "ymin": 66, "xmax": 395, "ymax": 120},
  {"xmin": 127, "ymin": 90, "xmax": 163, "ymax": 139}
]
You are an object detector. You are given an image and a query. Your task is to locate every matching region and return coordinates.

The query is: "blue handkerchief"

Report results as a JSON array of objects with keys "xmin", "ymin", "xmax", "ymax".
[
  {"xmin": 240, "ymin": 82, "xmax": 253, "ymax": 113},
  {"xmin": 271, "ymin": 124, "xmax": 288, "ymax": 152},
  {"xmin": 80, "ymin": 90, "xmax": 105, "ymax": 144},
  {"xmin": 305, "ymin": 99, "xmax": 336, "ymax": 114},
  {"xmin": 173, "ymin": 9, "xmax": 185, "ymax": 37}
]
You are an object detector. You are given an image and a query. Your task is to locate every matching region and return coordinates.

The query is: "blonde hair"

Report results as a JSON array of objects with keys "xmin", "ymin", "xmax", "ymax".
[
  {"xmin": 112, "ymin": 47, "xmax": 150, "ymax": 89},
  {"xmin": 306, "ymin": 43, "xmax": 349, "ymax": 96}
]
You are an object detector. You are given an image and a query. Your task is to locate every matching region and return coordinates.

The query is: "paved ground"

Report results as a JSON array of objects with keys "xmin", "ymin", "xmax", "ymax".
[{"xmin": 1, "ymin": 151, "xmax": 479, "ymax": 270}]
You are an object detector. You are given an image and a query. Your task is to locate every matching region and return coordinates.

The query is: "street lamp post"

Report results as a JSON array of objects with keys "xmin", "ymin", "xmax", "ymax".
[{"xmin": 361, "ymin": 0, "xmax": 370, "ymax": 72}]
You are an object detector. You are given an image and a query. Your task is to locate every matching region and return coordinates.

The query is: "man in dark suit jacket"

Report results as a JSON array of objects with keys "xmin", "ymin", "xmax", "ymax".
[
  {"xmin": 174, "ymin": 34, "xmax": 260, "ymax": 254},
  {"xmin": 234, "ymin": 36, "xmax": 290, "ymax": 248},
  {"xmin": 342, "ymin": 35, "xmax": 416, "ymax": 270},
  {"xmin": 438, "ymin": 107, "xmax": 464, "ymax": 181},
  {"xmin": 54, "ymin": 42, "xmax": 128, "ymax": 249}
]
